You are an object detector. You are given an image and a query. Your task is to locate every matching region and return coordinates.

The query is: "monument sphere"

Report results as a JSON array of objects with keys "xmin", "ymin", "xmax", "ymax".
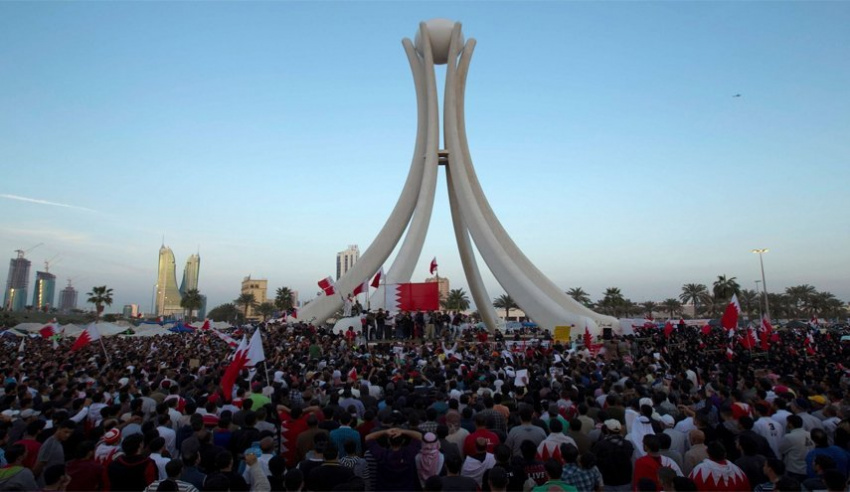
[{"xmin": 414, "ymin": 18, "xmax": 460, "ymax": 65}]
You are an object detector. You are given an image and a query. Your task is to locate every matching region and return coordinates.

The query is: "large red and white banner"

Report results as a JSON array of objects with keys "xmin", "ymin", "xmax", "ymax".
[{"xmin": 384, "ymin": 282, "xmax": 440, "ymax": 312}]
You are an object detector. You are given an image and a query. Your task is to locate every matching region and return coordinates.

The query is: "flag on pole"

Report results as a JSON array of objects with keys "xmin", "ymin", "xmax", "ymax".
[
  {"xmin": 721, "ymin": 294, "xmax": 741, "ymax": 331},
  {"xmin": 429, "ymin": 257, "xmax": 438, "ymax": 275},
  {"xmin": 246, "ymin": 327, "xmax": 266, "ymax": 367},
  {"xmin": 39, "ymin": 320, "xmax": 59, "ymax": 339},
  {"xmin": 740, "ymin": 326, "xmax": 757, "ymax": 350},
  {"xmin": 221, "ymin": 336, "xmax": 248, "ymax": 400},
  {"xmin": 759, "ymin": 315, "xmax": 773, "ymax": 351},
  {"xmin": 71, "ymin": 323, "xmax": 101, "ymax": 351},
  {"xmin": 318, "ymin": 276, "xmax": 336, "ymax": 296},
  {"xmin": 352, "ymin": 280, "xmax": 369, "ymax": 296},
  {"xmin": 371, "ymin": 267, "xmax": 384, "ymax": 288}
]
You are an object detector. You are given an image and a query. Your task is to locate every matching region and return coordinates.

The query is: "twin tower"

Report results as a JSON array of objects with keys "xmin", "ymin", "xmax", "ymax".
[
  {"xmin": 296, "ymin": 20, "xmax": 616, "ymax": 334},
  {"xmin": 155, "ymin": 245, "xmax": 200, "ymax": 317}
]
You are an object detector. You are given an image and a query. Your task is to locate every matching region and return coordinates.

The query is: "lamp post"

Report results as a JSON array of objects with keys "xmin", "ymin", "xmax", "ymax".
[
  {"xmin": 754, "ymin": 280, "xmax": 762, "ymax": 323},
  {"xmin": 752, "ymin": 249, "xmax": 770, "ymax": 321}
]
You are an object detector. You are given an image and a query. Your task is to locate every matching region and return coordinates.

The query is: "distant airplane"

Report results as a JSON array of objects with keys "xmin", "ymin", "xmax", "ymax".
[{"xmin": 733, "ymin": 94, "xmax": 742, "ymax": 97}]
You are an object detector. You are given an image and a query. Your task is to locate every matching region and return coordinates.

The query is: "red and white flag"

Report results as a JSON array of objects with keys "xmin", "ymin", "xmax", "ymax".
[
  {"xmin": 245, "ymin": 328, "xmax": 266, "ymax": 367},
  {"xmin": 740, "ymin": 325, "xmax": 757, "ymax": 350},
  {"xmin": 384, "ymin": 283, "xmax": 440, "ymax": 312},
  {"xmin": 701, "ymin": 324, "xmax": 712, "ymax": 336},
  {"xmin": 71, "ymin": 323, "xmax": 101, "ymax": 351},
  {"xmin": 211, "ymin": 329, "xmax": 238, "ymax": 348},
  {"xmin": 352, "ymin": 280, "xmax": 369, "ymax": 296},
  {"xmin": 584, "ymin": 325, "xmax": 593, "ymax": 349},
  {"xmin": 199, "ymin": 319, "xmax": 210, "ymax": 331},
  {"xmin": 370, "ymin": 267, "xmax": 384, "ymax": 288},
  {"xmin": 759, "ymin": 316, "xmax": 774, "ymax": 351},
  {"xmin": 39, "ymin": 320, "xmax": 59, "ymax": 339},
  {"xmin": 221, "ymin": 336, "xmax": 249, "ymax": 401},
  {"xmin": 805, "ymin": 332, "xmax": 817, "ymax": 356},
  {"xmin": 721, "ymin": 294, "xmax": 741, "ymax": 331},
  {"xmin": 726, "ymin": 346, "xmax": 735, "ymax": 361},
  {"xmin": 318, "ymin": 276, "xmax": 335, "ymax": 296},
  {"xmin": 429, "ymin": 257, "xmax": 438, "ymax": 275},
  {"xmin": 348, "ymin": 367, "xmax": 357, "ymax": 381},
  {"xmin": 664, "ymin": 320, "xmax": 674, "ymax": 339}
]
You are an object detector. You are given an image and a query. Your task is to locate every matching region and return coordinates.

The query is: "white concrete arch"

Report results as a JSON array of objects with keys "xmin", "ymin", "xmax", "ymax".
[{"xmin": 299, "ymin": 19, "xmax": 617, "ymax": 335}]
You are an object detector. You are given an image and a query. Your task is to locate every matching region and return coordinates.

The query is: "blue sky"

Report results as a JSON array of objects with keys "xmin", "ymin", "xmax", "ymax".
[{"xmin": 2, "ymin": 2, "xmax": 849, "ymax": 314}]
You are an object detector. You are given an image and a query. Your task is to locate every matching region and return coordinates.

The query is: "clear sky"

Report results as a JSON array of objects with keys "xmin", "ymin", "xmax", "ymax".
[{"xmin": 2, "ymin": 1, "xmax": 849, "ymax": 314}]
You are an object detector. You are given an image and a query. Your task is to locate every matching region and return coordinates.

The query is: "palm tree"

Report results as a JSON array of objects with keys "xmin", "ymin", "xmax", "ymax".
[
  {"xmin": 442, "ymin": 289, "xmax": 471, "ymax": 311},
  {"xmin": 738, "ymin": 289, "xmax": 759, "ymax": 320},
  {"xmin": 86, "ymin": 286, "xmax": 113, "ymax": 323},
  {"xmin": 180, "ymin": 288, "xmax": 203, "ymax": 321},
  {"xmin": 255, "ymin": 302, "xmax": 276, "ymax": 321},
  {"xmin": 566, "ymin": 287, "xmax": 591, "ymax": 307},
  {"xmin": 679, "ymin": 283, "xmax": 709, "ymax": 317},
  {"xmin": 207, "ymin": 303, "xmax": 241, "ymax": 324},
  {"xmin": 767, "ymin": 293, "xmax": 792, "ymax": 320},
  {"xmin": 785, "ymin": 285, "xmax": 816, "ymax": 318},
  {"xmin": 640, "ymin": 301, "xmax": 658, "ymax": 319},
  {"xmin": 274, "ymin": 287, "xmax": 295, "ymax": 311},
  {"xmin": 598, "ymin": 287, "xmax": 626, "ymax": 317},
  {"xmin": 234, "ymin": 293, "xmax": 257, "ymax": 320},
  {"xmin": 713, "ymin": 275, "xmax": 741, "ymax": 303},
  {"xmin": 661, "ymin": 298, "xmax": 683, "ymax": 318},
  {"xmin": 493, "ymin": 294, "xmax": 519, "ymax": 320}
]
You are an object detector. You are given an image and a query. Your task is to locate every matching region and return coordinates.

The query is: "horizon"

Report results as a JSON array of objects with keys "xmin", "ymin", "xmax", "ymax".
[{"xmin": 2, "ymin": 3, "xmax": 849, "ymax": 314}]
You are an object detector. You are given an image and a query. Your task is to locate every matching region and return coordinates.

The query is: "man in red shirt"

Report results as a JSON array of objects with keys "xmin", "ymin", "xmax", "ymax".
[
  {"xmin": 632, "ymin": 434, "xmax": 683, "ymax": 491},
  {"xmin": 689, "ymin": 442, "xmax": 750, "ymax": 492},
  {"xmin": 65, "ymin": 441, "xmax": 105, "ymax": 492},
  {"xmin": 463, "ymin": 413, "xmax": 499, "ymax": 456}
]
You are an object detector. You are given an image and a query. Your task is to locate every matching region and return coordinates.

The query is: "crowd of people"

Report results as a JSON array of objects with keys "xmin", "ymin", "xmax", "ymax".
[{"xmin": 0, "ymin": 311, "xmax": 848, "ymax": 492}]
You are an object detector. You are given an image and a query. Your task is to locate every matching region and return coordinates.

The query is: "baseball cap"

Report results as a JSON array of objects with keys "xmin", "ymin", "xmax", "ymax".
[
  {"xmin": 604, "ymin": 419, "xmax": 622, "ymax": 432},
  {"xmin": 808, "ymin": 395, "xmax": 827, "ymax": 406}
]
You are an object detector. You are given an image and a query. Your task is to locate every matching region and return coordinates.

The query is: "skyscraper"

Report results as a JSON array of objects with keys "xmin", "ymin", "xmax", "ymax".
[
  {"xmin": 180, "ymin": 253, "xmax": 200, "ymax": 295},
  {"xmin": 58, "ymin": 280, "xmax": 77, "ymax": 313},
  {"xmin": 155, "ymin": 245, "xmax": 182, "ymax": 316},
  {"xmin": 336, "ymin": 245, "xmax": 360, "ymax": 280},
  {"xmin": 33, "ymin": 271, "xmax": 57, "ymax": 311},
  {"xmin": 4, "ymin": 253, "xmax": 31, "ymax": 311}
]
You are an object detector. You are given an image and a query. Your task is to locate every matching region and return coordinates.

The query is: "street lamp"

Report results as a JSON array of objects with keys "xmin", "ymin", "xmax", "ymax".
[
  {"xmin": 754, "ymin": 280, "xmax": 762, "ymax": 323},
  {"xmin": 752, "ymin": 249, "xmax": 770, "ymax": 321}
]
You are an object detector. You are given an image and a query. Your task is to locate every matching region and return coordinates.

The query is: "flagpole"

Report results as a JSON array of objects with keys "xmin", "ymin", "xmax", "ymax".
[{"xmin": 97, "ymin": 323, "xmax": 111, "ymax": 364}]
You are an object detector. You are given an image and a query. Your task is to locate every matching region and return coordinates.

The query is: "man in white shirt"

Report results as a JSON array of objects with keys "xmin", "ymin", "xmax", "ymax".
[
  {"xmin": 156, "ymin": 414, "xmax": 178, "ymax": 457},
  {"xmin": 149, "ymin": 436, "xmax": 171, "ymax": 480},
  {"xmin": 752, "ymin": 402, "xmax": 782, "ymax": 458}
]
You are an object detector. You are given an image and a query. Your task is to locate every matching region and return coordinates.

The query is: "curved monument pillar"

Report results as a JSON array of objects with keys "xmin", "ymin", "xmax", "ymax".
[{"xmin": 298, "ymin": 19, "xmax": 618, "ymax": 335}]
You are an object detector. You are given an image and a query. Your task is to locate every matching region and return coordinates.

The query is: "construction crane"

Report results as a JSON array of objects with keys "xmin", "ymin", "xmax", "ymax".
[
  {"xmin": 14, "ymin": 242, "xmax": 43, "ymax": 259},
  {"xmin": 44, "ymin": 254, "xmax": 62, "ymax": 273}
]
